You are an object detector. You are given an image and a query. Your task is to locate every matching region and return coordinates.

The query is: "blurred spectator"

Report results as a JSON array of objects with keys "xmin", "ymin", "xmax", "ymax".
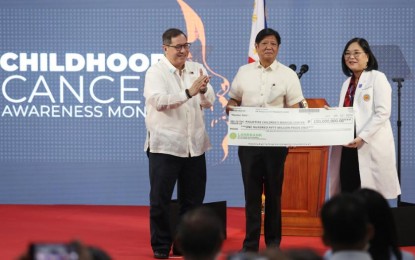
[
  {"xmin": 18, "ymin": 240, "xmax": 111, "ymax": 260},
  {"xmin": 284, "ymin": 248, "xmax": 322, "ymax": 260},
  {"xmin": 175, "ymin": 207, "xmax": 224, "ymax": 260},
  {"xmin": 259, "ymin": 247, "xmax": 289, "ymax": 260},
  {"xmin": 321, "ymin": 193, "xmax": 374, "ymax": 259},
  {"xmin": 227, "ymin": 251, "xmax": 267, "ymax": 260},
  {"xmin": 355, "ymin": 188, "xmax": 414, "ymax": 260}
]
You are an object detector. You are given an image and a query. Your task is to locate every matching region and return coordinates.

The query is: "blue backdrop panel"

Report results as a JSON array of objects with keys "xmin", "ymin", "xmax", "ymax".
[{"xmin": 0, "ymin": 0, "xmax": 414, "ymax": 206}]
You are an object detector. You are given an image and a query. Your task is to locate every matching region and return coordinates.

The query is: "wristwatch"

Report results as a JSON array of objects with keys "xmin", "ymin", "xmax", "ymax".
[{"xmin": 185, "ymin": 89, "xmax": 192, "ymax": 99}]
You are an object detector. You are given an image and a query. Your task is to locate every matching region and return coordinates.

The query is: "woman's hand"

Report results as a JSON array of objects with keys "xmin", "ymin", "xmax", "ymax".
[{"xmin": 344, "ymin": 136, "xmax": 364, "ymax": 149}]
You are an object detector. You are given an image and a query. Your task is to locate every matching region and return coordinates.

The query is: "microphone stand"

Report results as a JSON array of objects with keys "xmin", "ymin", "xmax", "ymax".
[
  {"xmin": 392, "ymin": 78, "xmax": 414, "ymax": 207},
  {"xmin": 390, "ymin": 78, "xmax": 415, "ymax": 247}
]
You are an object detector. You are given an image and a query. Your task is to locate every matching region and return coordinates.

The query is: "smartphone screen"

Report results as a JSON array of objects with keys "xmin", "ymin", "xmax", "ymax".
[{"xmin": 29, "ymin": 243, "xmax": 79, "ymax": 260}]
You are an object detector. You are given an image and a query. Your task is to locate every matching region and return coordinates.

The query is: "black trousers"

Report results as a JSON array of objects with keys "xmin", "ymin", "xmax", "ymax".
[
  {"xmin": 238, "ymin": 146, "xmax": 288, "ymax": 251},
  {"xmin": 148, "ymin": 152, "xmax": 206, "ymax": 252},
  {"xmin": 340, "ymin": 147, "xmax": 361, "ymax": 193}
]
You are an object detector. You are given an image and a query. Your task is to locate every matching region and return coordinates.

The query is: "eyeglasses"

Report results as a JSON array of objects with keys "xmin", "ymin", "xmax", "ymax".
[
  {"xmin": 166, "ymin": 43, "xmax": 191, "ymax": 51},
  {"xmin": 344, "ymin": 51, "xmax": 365, "ymax": 59}
]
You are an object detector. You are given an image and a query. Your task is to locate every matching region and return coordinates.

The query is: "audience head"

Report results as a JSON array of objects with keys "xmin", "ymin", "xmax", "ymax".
[
  {"xmin": 230, "ymin": 247, "xmax": 322, "ymax": 260},
  {"xmin": 320, "ymin": 193, "xmax": 373, "ymax": 252},
  {"xmin": 283, "ymin": 248, "xmax": 322, "ymax": 260},
  {"xmin": 227, "ymin": 252, "xmax": 267, "ymax": 260},
  {"xmin": 19, "ymin": 240, "xmax": 111, "ymax": 260},
  {"xmin": 175, "ymin": 206, "xmax": 224, "ymax": 260},
  {"xmin": 354, "ymin": 188, "xmax": 402, "ymax": 260},
  {"xmin": 259, "ymin": 247, "xmax": 288, "ymax": 260}
]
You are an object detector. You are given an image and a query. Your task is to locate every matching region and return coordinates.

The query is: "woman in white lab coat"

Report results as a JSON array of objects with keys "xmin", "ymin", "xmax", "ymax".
[{"xmin": 329, "ymin": 38, "xmax": 401, "ymax": 199}]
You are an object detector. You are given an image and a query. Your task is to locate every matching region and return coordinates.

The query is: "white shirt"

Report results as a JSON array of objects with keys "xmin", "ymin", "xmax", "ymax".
[
  {"xmin": 229, "ymin": 60, "xmax": 304, "ymax": 107},
  {"xmin": 143, "ymin": 55, "xmax": 215, "ymax": 157},
  {"xmin": 325, "ymin": 251, "xmax": 372, "ymax": 260},
  {"xmin": 399, "ymin": 251, "xmax": 415, "ymax": 260},
  {"xmin": 325, "ymin": 248, "xmax": 414, "ymax": 260}
]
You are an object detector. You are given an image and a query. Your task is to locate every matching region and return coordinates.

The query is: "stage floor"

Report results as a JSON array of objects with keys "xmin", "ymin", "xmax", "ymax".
[{"xmin": 0, "ymin": 205, "xmax": 413, "ymax": 259}]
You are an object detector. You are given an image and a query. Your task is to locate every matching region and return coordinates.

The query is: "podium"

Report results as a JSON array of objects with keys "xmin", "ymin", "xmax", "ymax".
[{"xmin": 281, "ymin": 98, "xmax": 329, "ymax": 236}]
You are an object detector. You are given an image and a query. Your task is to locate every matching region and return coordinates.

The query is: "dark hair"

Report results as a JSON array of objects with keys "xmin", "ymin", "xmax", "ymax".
[
  {"xmin": 354, "ymin": 188, "xmax": 402, "ymax": 260},
  {"xmin": 321, "ymin": 193, "xmax": 369, "ymax": 246},
  {"xmin": 69, "ymin": 241, "xmax": 112, "ymax": 260},
  {"xmin": 176, "ymin": 207, "xmax": 224, "ymax": 259},
  {"xmin": 162, "ymin": 28, "xmax": 187, "ymax": 45},
  {"xmin": 284, "ymin": 248, "xmax": 322, "ymax": 260},
  {"xmin": 255, "ymin": 28, "xmax": 281, "ymax": 45},
  {"xmin": 341, "ymin": 37, "xmax": 378, "ymax": 76}
]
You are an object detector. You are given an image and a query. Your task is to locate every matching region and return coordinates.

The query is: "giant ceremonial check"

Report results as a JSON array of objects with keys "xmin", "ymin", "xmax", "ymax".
[{"xmin": 228, "ymin": 107, "xmax": 354, "ymax": 146}]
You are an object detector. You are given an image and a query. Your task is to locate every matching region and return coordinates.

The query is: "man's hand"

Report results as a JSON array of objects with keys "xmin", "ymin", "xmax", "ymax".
[
  {"xmin": 188, "ymin": 69, "xmax": 210, "ymax": 97},
  {"xmin": 226, "ymin": 98, "xmax": 240, "ymax": 115}
]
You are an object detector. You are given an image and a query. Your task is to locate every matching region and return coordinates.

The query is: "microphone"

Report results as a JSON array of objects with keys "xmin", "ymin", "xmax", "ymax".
[
  {"xmin": 392, "ymin": 78, "xmax": 404, "ymax": 83},
  {"xmin": 297, "ymin": 64, "xmax": 309, "ymax": 79},
  {"xmin": 289, "ymin": 64, "xmax": 297, "ymax": 72}
]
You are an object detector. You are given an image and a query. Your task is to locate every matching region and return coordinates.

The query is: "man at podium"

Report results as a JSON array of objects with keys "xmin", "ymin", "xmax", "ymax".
[{"xmin": 225, "ymin": 28, "xmax": 307, "ymax": 252}]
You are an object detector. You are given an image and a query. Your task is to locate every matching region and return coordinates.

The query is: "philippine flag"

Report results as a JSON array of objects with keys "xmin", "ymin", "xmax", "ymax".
[{"xmin": 248, "ymin": 0, "xmax": 267, "ymax": 63}]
